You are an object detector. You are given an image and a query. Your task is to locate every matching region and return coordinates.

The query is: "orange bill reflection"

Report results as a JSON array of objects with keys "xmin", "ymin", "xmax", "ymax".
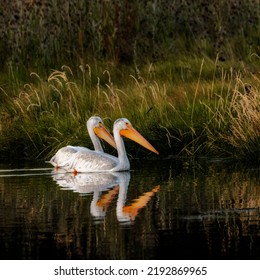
[{"xmin": 122, "ymin": 185, "xmax": 160, "ymax": 221}]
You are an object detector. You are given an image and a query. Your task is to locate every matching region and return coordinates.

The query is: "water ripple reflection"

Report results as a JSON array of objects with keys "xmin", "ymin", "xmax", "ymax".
[
  {"xmin": 52, "ymin": 171, "xmax": 160, "ymax": 224},
  {"xmin": 0, "ymin": 159, "xmax": 259, "ymax": 259}
]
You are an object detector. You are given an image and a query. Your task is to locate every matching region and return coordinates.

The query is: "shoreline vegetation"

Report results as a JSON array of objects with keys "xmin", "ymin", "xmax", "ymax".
[{"xmin": 0, "ymin": 1, "xmax": 259, "ymax": 163}]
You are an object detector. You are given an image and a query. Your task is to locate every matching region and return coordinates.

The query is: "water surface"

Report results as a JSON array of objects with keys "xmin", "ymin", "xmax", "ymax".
[{"xmin": 0, "ymin": 159, "xmax": 259, "ymax": 260}]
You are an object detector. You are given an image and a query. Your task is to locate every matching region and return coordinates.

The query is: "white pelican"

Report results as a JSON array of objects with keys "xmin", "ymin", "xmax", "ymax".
[
  {"xmin": 49, "ymin": 116, "xmax": 116, "ymax": 170},
  {"xmin": 62, "ymin": 118, "xmax": 159, "ymax": 173}
]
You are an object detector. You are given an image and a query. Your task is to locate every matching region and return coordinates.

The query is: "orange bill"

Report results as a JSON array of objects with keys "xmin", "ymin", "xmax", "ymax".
[
  {"xmin": 120, "ymin": 123, "xmax": 159, "ymax": 154},
  {"xmin": 94, "ymin": 124, "xmax": 117, "ymax": 149}
]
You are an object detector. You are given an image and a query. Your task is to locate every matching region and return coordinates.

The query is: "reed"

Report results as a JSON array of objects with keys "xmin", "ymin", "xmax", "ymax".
[{"xmin": 225, "ymin": 75, "xmax": 260, "ymax": 160}]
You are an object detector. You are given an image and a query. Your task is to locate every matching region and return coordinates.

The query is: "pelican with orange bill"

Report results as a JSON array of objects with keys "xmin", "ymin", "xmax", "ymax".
[{"xmin": 61, "ymin": 118, "xmax": 159, "ymax": 173}]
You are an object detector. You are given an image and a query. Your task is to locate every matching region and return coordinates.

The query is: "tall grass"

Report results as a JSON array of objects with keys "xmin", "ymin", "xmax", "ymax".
[
  {"xmin": 203, "ymin": 73, "xmax": 260, "ymax": 160},
  {"xmin": 0, "ymin": 57, "xmax": 259, "ymax": 162},
  {"xmin": 225, "ymin": 75, "xmax": 260, "ymax": 160}
]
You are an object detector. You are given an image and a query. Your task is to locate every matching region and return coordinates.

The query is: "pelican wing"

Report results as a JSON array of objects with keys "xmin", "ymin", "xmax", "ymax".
[
  {"xmin": 50, "ymin": 146, "xmax": 79, "ymax": 167},
  {"xmin": 63, "ymin": 150, "xmax": 118, "ymax": 172}
]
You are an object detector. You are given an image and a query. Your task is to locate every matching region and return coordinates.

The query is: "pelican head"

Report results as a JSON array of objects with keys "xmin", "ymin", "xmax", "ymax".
[
  {"xmin": 87, "ymin": 116, "xmax": 117, "ymax": 149},
  {"xmin": 114, "ymin": 118, "xmax": 159, "ymax": 155}
]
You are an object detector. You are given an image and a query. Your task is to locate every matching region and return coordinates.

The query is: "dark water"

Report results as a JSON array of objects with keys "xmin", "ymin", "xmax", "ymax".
[{"xmin": 0, "ymin": 159, "xmax": 259, "ymax": 260}]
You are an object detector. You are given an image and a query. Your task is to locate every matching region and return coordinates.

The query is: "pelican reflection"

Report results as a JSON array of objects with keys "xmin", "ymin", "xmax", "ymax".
[{"xmin": 52, "ymin": 171, "xmax": 160, "ymax": 223}]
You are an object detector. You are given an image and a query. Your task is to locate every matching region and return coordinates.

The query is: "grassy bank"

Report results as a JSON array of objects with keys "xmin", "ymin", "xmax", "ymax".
[
  {"xmin": 0, "ymin": 55, "xmax": 259, "ymax": 163},
  {"xmin": 0, "ymin": 1, "xmax": 259, "ymax": 163}
]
